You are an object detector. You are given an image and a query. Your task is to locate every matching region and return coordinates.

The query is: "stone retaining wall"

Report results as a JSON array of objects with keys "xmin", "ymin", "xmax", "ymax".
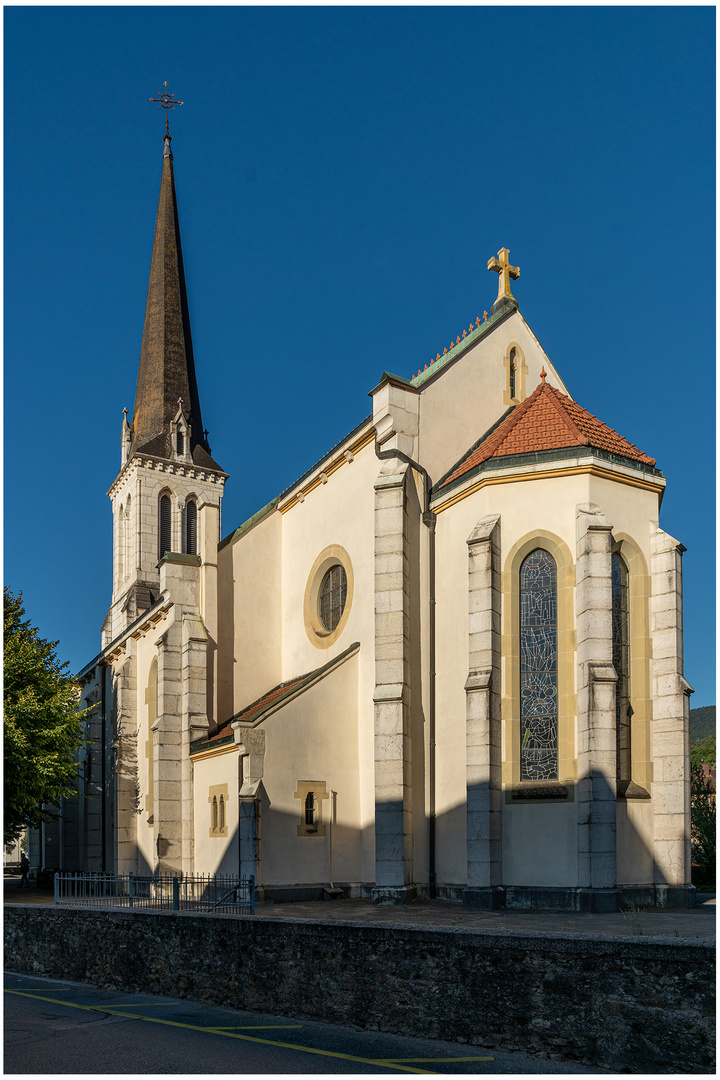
[{"xmin": 4, "ymin": 905, "xmax": 715, "ymax": 1073}]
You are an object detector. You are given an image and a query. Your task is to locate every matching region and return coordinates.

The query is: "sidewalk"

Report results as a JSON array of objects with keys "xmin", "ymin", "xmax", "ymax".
[
  {"xmin": 252, "ymin": 893, "xmax": 716, "ymax": 941},
  {"xmin": 5, "ymin": 874, "xmax": 714, "ymax": 939},
  {"xmin": 3, "ymin": 875, "xmax": 55, "ymax": 906}
]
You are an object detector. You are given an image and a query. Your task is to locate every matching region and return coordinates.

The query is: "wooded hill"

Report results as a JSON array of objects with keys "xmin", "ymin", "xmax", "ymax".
[{"xmin": 690, "ymin": 705, "xmax": 715, "ymax": 742}]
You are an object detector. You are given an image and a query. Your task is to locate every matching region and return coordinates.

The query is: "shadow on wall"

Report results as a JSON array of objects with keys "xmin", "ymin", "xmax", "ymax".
[{"xmin": 48, "ymin": 770, "xmax": 692, "ymax": 911}]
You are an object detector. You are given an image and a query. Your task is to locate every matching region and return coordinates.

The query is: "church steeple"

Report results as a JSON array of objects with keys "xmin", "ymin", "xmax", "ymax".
[{"xmin": 130, "ymin": 129, "xmax": 213, "ymax": 465}]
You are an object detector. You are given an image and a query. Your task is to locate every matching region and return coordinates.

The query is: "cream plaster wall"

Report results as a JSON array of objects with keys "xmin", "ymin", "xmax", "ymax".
[
  {"xmin": 279, "ymin": 440, "xmax": 378, "ymax": 883},
  {"xmin": 433, "ymin": 467, "xmax": 665, "ymax": 890},
  {"xmin": 417, "ymin": 311, "xmax": 569, "ymax": 484},
  {"xmin": 502, "ymin": 802, "xmax": 579, "ymax": 886},
  {"xmin": 617, "ymin": 800, "xmax": 654, "ymax": 885},
  {"xmin": 433, "ymin": 472, "xmax": 588, "ymax": 887},
  {"xmin": 216, "ymin": 509, "xmax": 283, "ymax": 723},
  {"xmin": 192, "ymin": 750, "xmax": 241, "ymax": 876},
  {"xmin": 586, "ymin": 475, "xmax": 659, "ymax": 561},
  {"xmin": 255, "ymin": 652, "xmax": 362, "ymax": 888}
]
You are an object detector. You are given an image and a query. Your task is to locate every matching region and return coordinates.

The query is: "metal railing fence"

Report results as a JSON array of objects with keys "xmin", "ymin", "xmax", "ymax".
[{"xmin": 54, "ymin": 871, "xmax": 255, "ymax": 915}]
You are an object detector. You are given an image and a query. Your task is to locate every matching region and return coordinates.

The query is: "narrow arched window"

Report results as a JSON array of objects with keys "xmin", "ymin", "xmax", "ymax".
[
  {"xmin": 185, "ymin": 500, "xmax": 197, "ymax": 556},
  {"xmin": 520, "ymin": 548, "xmax": 558, "ymax": 781},
  {"xmin": 125, "ymin": 497, "xmax": 132, "ymax": 577},
  {"xmin": 612, "ymin": 552, "xmax": 631, "ymax": 781},
  {"xmin": 305, "ymin": 791, "xmax": 315, "ymax": 826},
  {"xmin": 219, "ymin": 794, "xmax": 225, "ymax": 830},
  {"xmin": 159, "ymin": 495, "xmax": 171, "ymax": 558},
  {"xmin": 509, "ymin": 348, "xmax": 516, "ymax": 399},
  {"xmin": 118, "ymin": 504, "xmax": 125, "ymax": 583},
  {"xmin": 176, "ymin": 429, "xmax": 184, "ymax": 456},
  {"xmin": 212, "ymin": 796, "xmax": 218, "ymax": 832}
]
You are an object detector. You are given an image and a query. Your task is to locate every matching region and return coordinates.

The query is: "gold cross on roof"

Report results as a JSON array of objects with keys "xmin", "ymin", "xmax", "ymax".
[
  {"xmin": 149, "ymin": 81, "xmax": 184, "ymax": 137},
  {"xmin": 487, "ymin": 247, "xmax": 520, "ymax": 303}
]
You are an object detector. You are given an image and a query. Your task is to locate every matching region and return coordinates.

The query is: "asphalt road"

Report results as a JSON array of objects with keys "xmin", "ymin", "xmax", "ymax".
[{"xmin": 4, "ymin": 973, "xmax": 606, "ymax": 1075}]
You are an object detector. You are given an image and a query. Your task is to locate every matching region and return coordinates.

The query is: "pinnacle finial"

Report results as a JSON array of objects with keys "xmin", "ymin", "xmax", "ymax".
[
  {"xmin": 150, "ymin": 81, "xmax": 184, "ymax": 140},
  {"xmin": 540, "ymin": 366, "xmax": 547, "ymax": 383}
]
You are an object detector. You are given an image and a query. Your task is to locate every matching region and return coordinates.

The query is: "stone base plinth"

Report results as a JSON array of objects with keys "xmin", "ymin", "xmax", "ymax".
[
  {"xmin": 462, "ymin": 887, "xmax": 505, "ymax": 910},
  {"xmin": 502, "ymin": 886, "xmax": 621, "ymax": 913},
  {"xmin": 371, "ymin": 885, "xmax": 417, "ymax": 905}
]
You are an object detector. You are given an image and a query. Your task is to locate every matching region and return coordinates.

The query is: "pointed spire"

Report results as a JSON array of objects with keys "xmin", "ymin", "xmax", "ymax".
[{"xmin": 130, "ymin": 132, "xmax": 210, "ymax": 462}]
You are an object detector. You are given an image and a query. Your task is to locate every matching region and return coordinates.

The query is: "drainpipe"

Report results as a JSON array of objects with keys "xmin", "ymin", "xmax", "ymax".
[
  {"xmin": 375, "ymin": 444, "xmax": 436, "ymax": 898},
  {"xmin": 100, "ymin": 661, "xmax": 107, "ymax": 873},
  {"xmin": 422, "ymin": 510, "xmax": 437, "ymax": 898}
]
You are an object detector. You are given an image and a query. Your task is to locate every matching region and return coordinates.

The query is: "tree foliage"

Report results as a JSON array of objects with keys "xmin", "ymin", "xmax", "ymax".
[
  {"xmin": 3, "ymin": 588, "xmax": 89, "ymax": 846},
  {"xmin": 690, "ymin": 734, "xmax": 716, "ymax": 769},
  {"xmin": 690, "ymin": 762, "xmax": 716, "ymax": 889}
]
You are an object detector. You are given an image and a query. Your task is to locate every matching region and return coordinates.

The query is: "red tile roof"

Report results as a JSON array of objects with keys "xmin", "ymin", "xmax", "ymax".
[
  {"xmin": 234, "ymin": 677, "xmax": 307, "ymax": 724},
  {"xmin": 441, "ymin": 380, "xmax": 656, "ymax": 488},
  {"xmin": 195, "ymin": 643, "xmax": 362, "ymax": 752},
  {"xmin": 197, "ymin": 676, "xmax": 308, "ymax": 746}
]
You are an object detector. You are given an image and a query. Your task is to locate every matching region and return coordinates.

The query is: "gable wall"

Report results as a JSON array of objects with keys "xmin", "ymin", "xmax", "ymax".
[{"xmin": 417, "ymin": 312, "xmax": 568, "ymax": 483}]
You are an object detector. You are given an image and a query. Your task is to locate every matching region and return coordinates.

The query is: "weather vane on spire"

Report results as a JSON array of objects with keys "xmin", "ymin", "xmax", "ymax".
[{"xmin": 149, "ymin": 82, "xmax": 184, "ymax": 138}]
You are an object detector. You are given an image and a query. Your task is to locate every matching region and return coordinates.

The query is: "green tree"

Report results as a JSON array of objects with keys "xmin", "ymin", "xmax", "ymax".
[
  {"xmin": 690, "ymin": 762, "xmax": 716, "ymax": 889},
  {"xmin": 690, "ymin": 734, "xmax": 716, "ymax": 769},
  {"xmin": 3, "ymin": 588, "xmax": 89, "ymax": 846}
]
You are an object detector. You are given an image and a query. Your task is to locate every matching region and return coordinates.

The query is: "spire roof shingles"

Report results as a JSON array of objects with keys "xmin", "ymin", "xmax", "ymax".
[{"xmin": 131, "ymin": 136, "xmax": 218, "ymax": 467}]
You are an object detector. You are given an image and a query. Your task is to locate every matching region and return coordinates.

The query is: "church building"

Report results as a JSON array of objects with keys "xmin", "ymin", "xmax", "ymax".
[{"xmin": 69, "ymin": 124, "xmax": 694, "ymax": 911}]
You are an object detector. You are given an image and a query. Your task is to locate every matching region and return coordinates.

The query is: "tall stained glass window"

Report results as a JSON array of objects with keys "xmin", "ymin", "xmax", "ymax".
[
  {"xmin": 520, "ymin": 548, "xmax": 558, "ymax": 781},
  {"xmin": 612, "ymin": 552, "xmax": 631, "ymax": 781}
]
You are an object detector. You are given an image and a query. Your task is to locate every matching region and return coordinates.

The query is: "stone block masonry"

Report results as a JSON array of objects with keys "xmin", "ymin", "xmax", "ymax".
[{"xmin": 4, "ymin": 906, "xmax": 714, "ymax": 1073}]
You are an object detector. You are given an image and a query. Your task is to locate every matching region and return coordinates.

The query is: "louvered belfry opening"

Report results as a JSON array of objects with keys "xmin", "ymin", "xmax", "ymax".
[
  {"xmin": 185, "ymin": 500, "xmax": 197, "ymax": 555},
  {"xmin": 319, "ymin": 564, "xmax": 347, "ymax": 631},
  {"xmin": 160, "ymin": 494, "xmax": 172, "ymax": 558},
  {"xmin": 177, "ymin": 430, "xmax": 184, "ymax": 456}
]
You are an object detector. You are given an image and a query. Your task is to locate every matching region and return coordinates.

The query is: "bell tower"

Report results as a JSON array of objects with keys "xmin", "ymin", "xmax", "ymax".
[{"xmin": 104, "ymin": 116, "xmax": 227, "ymax": 646}]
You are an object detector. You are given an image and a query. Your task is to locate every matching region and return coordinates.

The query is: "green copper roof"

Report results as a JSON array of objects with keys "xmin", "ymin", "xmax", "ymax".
[{"xmin": 410, "ymin": 298, "xmax": 517, "ymax": 389}]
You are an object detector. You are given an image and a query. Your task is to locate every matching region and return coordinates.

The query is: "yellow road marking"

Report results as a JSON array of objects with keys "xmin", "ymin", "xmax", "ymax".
[
  {"xmin": 209, "ymin": 1024, "xmax": 304, "ymax": 1030},
  {"xmin": 100, "ymin": 1000, "xmax": 182, "ymax": 1007},
  {"xmin": 4, "ymin": 991, "xmax": 432, "ymax": 1074},
  {"xmin": 375, "ymin": 1058, "xmax": 492, "ymax": 1067}
]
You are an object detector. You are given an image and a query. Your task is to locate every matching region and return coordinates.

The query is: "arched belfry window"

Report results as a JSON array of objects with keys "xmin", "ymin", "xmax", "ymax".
[
  {"xmin": 159, "ymin": 494, "xmax": 172, "ymax": 559},
  {"xmin": 612, "ymin": 552, "xmax": 631, "ymax": 781},
  {"xmin": 176, "ymin": 430, "xmax": 184, "ymax": 456},
  {"xmin": 509, "ymin": 348, "xmax": 517, "ymax": 399},
  {"xmin": 519, "ymin": 548, "xmax": 558, "ymax": 781},
  {"xmin": 185, "ymin": 500, "xmax": 197, "ymax": 556}
]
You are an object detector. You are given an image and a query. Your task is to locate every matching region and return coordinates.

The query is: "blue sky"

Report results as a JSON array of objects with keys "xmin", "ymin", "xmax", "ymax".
[{"xmin": 4, "ymin": 6, "xmax": 715, "ymax": 705}]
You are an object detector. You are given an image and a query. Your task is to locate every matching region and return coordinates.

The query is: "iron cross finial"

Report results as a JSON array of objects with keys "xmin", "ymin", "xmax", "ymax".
[{"xmin": 149, "ymin": 81, "xmax": 184, "ymax": 138}]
